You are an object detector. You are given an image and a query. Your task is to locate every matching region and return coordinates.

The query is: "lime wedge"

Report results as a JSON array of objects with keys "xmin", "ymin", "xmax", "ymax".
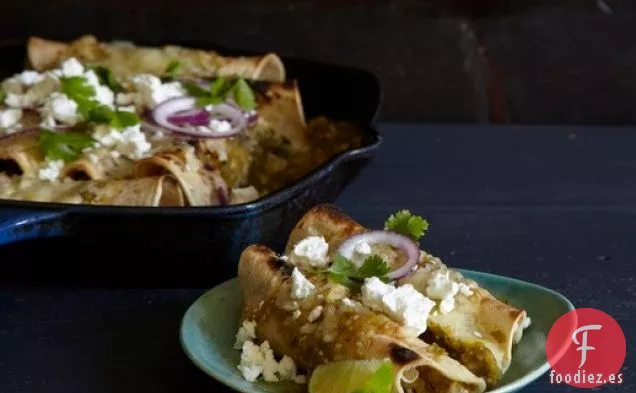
[{"xmin": 308, "ymin": 358, "xmax": 394, "ymax": 393}]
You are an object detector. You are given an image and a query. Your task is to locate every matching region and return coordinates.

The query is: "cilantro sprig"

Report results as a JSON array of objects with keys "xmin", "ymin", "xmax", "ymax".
[
  {"xmin": 183, "ymin": 76, "xmax": 256, "ymax": 110},
  {"xmin": 38, "ymin": 130, "xmax": 95, "ymax": 162},
  {"xmin": 59, "ymin": 75, "xmax": 139, "ymax": 129},
  {"xmin": 328, "ymin": 254, "xmax": 390, "ymax": 291},
  {"xmin": 163, "ymin": 60, "xmax": 182, "ymax": 79},
  {"xmin": 91, "ymin": 66, "xmax": 123, "ymax": 93},
  {"xmin": 60, "ymin": 76, "xmax": 97, "ymax": 119},
  {"xmin": 89, "ymin": 105, "xmax": 140, "ymax": 129},
  {"xmin": 384, "ymin": 210, "xmax": 429, "ymax": 242},
  {"xmin": 352, "ymin": 360, "xmax": 394, "ymax": 393}
]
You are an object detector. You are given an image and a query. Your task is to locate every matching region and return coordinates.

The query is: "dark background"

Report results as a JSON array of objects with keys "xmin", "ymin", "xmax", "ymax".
[{"xmin": 1, "ymin": 0, "xmax": 635, "ymax": 124}]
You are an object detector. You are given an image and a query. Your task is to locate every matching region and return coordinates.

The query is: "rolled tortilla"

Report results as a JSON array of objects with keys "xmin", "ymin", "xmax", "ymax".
[
  {"xmin": 284, "ymin": 204, "xmax": 527, "ymax": 387},
  {"xmin": 238, "ymin": 244, "xmax": 487, "ymax": 393},
  {"xmin": 133, "ymin": 144, "xmax": 225, "ymax": 206},
  {"xmin": 0, "ymin": 132, "xmax": 45, "ymax": 177},
  {"xmin": 27, "ymin": 35, "xmax": 286, "ymax": 82},
  {"xmin": 0, "ymin": 173, "xmax": 185, "ymax": 206}
]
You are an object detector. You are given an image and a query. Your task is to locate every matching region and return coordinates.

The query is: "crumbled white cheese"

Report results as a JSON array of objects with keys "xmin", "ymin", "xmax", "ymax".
[
  {"xmin": 42, "ymin": 92, "xmax": 80, "ymax": 125},
  {"xmin": 59, "ymin": 57, "xmax": 85, "ymax": 77},
  {"xmin": 208, "ymin": 118, "xmax": 232, "ymax": 133},
  {"xmin": 355, "ymin": 241, "xmax": 372, "ymax": 255},
  {"xmin": 293, "ymin": 236, "xmax": 330, "ymax": 267},
  {"xmin": 291, "ymin": 267, "xmax": 315, "ymax": 299},
  {"xmin": 426, "ymin": 270, "xmax": 473, "ymax": 314},
  {"xmin": 237, "ymin": 340, "xmax": 304, "ymax": 383},
  {"xmin": 83, "ymin": 69, "xmax": 114, "ymax": 107},
  {"xmin": 17, "ymin": 70, "xmax": 44, "ymax": 86},
  {"xmin": 37, "ymin": 159, "xmax": 65, "ymax": 181},
  {"xmin": 234, "ymin": 320, "xmax": 257, "ymax": 350},
  {"xmin": 474, "ymin": 331, "xmax": 483, "ymax": 338},
  {"xmin": 91, "ymin": 124, "xmax": 151, "ymax": 160},
  {"xmin": 0, "ymin": 109, "xmax": 22, "ymax": 129},
  {"xmin": 307, "ymin": 306, "xmax": 323, "ymax": 322},
  {"xmin": 116, "ymin": 125, "xmax": 151, "ymax": 159},
  {"xmin": 292, "ymin": 310, "xmax": 302, "ymax": 319},
  {"xmin": 361, "ymin": 277, "xmax": 436, "ymax": 335},
  {"xmin": 238, "ymin": 340, "xmax": 266, "ymax": 382},
  {"xmin": 131, "ymin": 74, "xmax": 184, "ymax": 109},
  {"xmin": 260, "ymin": 341, "xmax": 279, "ymax": 382},
  {"xmin": 278, "ymin": 356, "xmax": 297, "ymax": 380}
]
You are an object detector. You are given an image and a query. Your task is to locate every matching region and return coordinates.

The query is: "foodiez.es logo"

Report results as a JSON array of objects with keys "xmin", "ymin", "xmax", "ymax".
[{"xmin": 546, "ymin": 308, "xmax": 626, "ymax": 388}]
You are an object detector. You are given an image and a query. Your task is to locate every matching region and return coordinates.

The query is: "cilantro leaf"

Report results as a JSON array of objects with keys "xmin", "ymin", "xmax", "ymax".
[
  {"xmin": 232, "ymin": 78, "xmax": 256, "ymax": 110},
  {"xmin": 38, "ymin": 130, "xmax": 95, "ymax": 162},
  {"xmin": 352, "ymin": 360, "xmax": 394, "ymax": 393},
  {"xmin": 356, "ymin": 255, "xmax": 391, "ymax": 282},
  {"xmin": 327, "ymin": 254, "xmax": 390, "ymax": 291},
  {"xmin": 210, "ymin": 77, "xmax": 233, "ymax": 97},
  {"xmin": 329, "ymin": 254, "xmax": 359, "ymax": 277},
  {"xmin": 60, "ymin": 76, "xmax": 97, "ymax": 119},
  {"xmin": 164, "ymin": 60, "xmax": 182, "ymax": 78},
  {"xmin": 88, "ymin": 105, "xmax": 140, "ymax": 129},
  {"xmin": 92, "ymin": 66, "xmax": 123, "ymax": 93},
  {"xmin": 182, "ymin": 77, "xmax": 256, "ymax": 110},
  {"xmin": 384, "ymin": 210, "xmax": 429, "ymax": 242},
  {"xmin": 183, "ymin": 82, "xmax": 209, "ymax": 97},
  {"xmin": 195, "ymin": 95, "xmax": 224, "ymax": 107},
  {"xmin": 110, "ymin": 110, "xmax": 140, "ymax": 129}
]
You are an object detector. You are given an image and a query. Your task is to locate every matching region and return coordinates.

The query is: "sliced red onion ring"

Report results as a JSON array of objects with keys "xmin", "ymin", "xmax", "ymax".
[
  {"xmin": 167, "ymin": 108, "xmax": 210, "ymax": 126},
  {"xmin": 152, "ymin": 96, "xmax": 246, "ymax": 138},
  {"xmin": 337, "ymin": 230, "xmax": 420, "ymax": 281}
]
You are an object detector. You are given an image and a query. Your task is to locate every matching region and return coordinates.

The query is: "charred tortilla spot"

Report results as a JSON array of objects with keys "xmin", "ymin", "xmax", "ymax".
[
  {"xmin": 0, "ymin": 159, "xmax": 22, "ymax": 176},
  {"xmin": 389, "ymin": 343, "xmax": 420, "ymax": 365},
  {"xmin": 262, "ymin": 250, "xmax": 293, "ymax": 275},
  {"xmin": 489, "ymin": 330, "xmax": 506, "ymax": 344},
  {"xmin": 67, "ymin": 170, "xmax": 91, "ymax": 181},
  {"xmin": 418, "ymin": 329, "xmax": 437, "ymax": 344}
]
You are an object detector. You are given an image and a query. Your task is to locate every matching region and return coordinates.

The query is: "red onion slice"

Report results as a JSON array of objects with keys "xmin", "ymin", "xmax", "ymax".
[
  {"xmin": 167, "ymin": 108, "xmax": 210, "ymax": 126},
  {"xmin": 337, "ymin": 230, "xmax": 420, "ymax": 281},
  {"xmin": 151, "ymin": 96, "xmax": 246, "ymax": 139}
]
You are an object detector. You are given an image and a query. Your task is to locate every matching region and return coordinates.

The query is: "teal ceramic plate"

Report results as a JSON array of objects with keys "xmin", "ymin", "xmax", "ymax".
[{"xmin": 180, "ymin": 269, "xmax": 575, "ymax": 393}]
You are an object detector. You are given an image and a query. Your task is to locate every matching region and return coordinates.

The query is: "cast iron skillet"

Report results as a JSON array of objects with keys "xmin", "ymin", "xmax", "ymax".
[{"xmin": 0, "ymin": 39, "xmax": 382, "ymax": 282}]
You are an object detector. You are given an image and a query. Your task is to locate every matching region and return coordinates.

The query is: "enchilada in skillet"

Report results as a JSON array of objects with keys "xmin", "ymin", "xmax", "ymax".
[{"xmin": 0, "ymin": 35, "xmax": 364, "ymax": 207}]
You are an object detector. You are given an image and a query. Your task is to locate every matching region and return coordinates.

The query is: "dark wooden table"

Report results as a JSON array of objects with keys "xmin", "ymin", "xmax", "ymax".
[{"xmin": 0, "ymin": 124, "xmax": 634, "ymax": 392}]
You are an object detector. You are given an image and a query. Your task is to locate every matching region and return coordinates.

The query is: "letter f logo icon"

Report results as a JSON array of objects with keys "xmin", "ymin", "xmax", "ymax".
[{"xmin": 572, "ymin": 324, "xmax": 602, "ymax": 368}]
